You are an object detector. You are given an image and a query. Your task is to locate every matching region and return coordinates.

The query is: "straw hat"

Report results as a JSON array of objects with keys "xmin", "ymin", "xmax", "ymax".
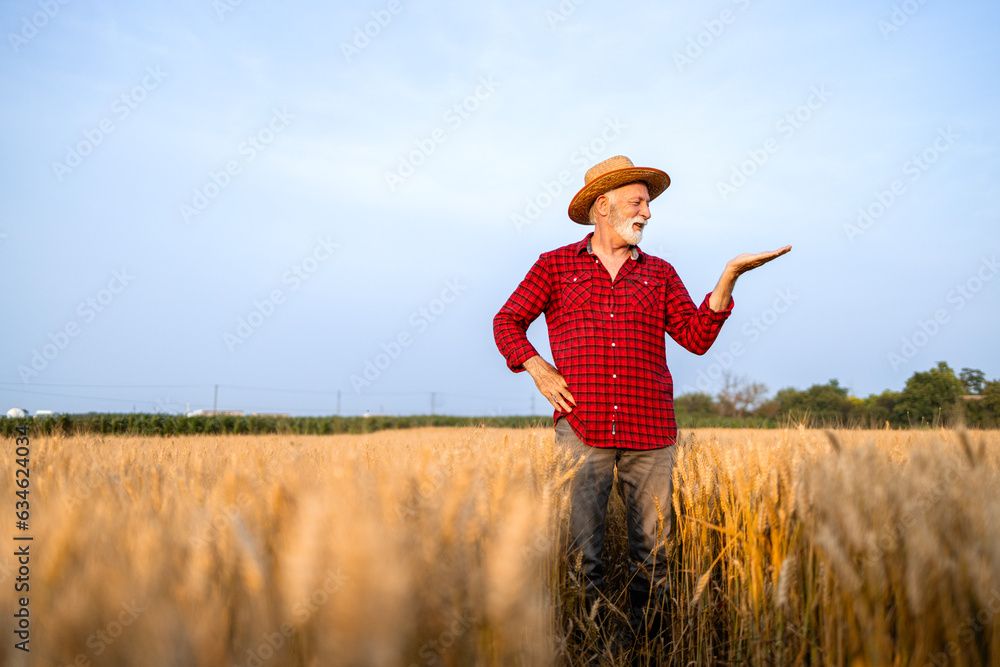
[{"xmin": 567, "ymin": 156, "xmax": 670, "ymax": 225}]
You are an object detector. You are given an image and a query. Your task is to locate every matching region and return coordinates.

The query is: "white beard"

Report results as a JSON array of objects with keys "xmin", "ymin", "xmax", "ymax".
[{"xmin": 610, "ymin": 208, "xmax": 646, "ymax": 246}]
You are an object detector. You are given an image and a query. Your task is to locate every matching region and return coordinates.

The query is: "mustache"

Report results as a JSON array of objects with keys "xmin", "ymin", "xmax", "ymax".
[
  {"xmin": 622, "ymin": 215, "xmax": 646, "ymax": 230},
  {"xmin": 609, "ymin": 208, "xmax": 647, "ymax": 242}
]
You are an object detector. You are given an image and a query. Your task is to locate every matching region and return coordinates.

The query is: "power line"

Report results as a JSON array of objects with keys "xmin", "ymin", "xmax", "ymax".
[
  {"xmin": 0, "ymin": 382, "xmax": 207, "ymax": 388},
  {"xmin": 219, "ymin": 384, "xmax": 427, "ymax": 397},
  {"xmin": 0, "ymin": 386, "xmax": 166, "ymax": 407},
  {"xmin": 0, "ymin": 384, "xmax": 540, "ymax": 416},
  {"xmin": 0, "ymin": 381, "xmax": 533, "ymax": 404}
]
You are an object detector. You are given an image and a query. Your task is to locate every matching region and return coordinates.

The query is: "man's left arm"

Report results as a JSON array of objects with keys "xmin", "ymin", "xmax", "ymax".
[
  {"xmin": 663, "ymin": 245, "xmax": 792, "ymax": 354},
  {"xmin": 662, "ymin": 270, "xmax": 733, "ymax": 356}
]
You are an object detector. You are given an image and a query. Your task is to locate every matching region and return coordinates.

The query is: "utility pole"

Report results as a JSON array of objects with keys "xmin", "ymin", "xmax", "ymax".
[{"xmin": 213, "ymin": 384, "xmax": 218, "ymax": 413}]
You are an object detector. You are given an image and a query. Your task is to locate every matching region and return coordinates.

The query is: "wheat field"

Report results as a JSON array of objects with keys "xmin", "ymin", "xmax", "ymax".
[{"xmin": 2, "ymin": 427, "xmax": 998, "ymax": 666}]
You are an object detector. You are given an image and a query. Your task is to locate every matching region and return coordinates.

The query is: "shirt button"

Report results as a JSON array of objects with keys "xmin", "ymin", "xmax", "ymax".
[
  {"xmin": 610, "ymin": 313, "xmax": 614, "ymax": 318},
  {"xmin": 573, "ymin": 277, "xmax": 577, "ymax": 282},
  {"xmin": 614, "ymin": 405, "xmax": 618, "ymax": 410},
  {"xmin": 612, "ymin": 374, "xmax": 617, "ymax": 379},
  {"xmin": 611, "ymin": 343, "xmax": 616, "ymax": 347}
]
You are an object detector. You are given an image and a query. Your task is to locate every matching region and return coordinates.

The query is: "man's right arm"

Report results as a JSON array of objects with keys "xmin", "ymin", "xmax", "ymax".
[
  {"xmin": 493, "ymin": 256, "xmax": 550, "ymax": 372},
  {"xmin": 492, "ymin": 257, "xmax": 577, "ymax": 413}
]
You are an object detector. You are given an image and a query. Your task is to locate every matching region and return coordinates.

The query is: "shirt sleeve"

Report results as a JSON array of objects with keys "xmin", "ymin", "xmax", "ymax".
[
  {"xmin": 493, "ymin": 255, "xmax": 552, "ymax": 372},
  {"xmin": 662, "ymin": 267, "xmax": 734, "ymax": 355}
]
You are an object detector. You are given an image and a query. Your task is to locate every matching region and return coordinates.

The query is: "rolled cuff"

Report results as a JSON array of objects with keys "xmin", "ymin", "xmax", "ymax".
[
  {"xmin": 504, "ymin": 342, "xmax": 539, "ymax": 373},
  {"xmin": 700, "ymin": 292, "xmax": 734, "ymax": 320}
]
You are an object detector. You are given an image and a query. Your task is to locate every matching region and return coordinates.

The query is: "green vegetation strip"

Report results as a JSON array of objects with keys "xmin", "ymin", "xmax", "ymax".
[{"xmin": 0, "ymin": 413, "xmax": 784, "ymax": 437}]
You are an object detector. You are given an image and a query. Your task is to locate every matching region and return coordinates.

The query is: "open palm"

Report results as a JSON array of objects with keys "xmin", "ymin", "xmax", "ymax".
[{"xmin": 727, "ymin": 245, "xmax": 792, "ymax": 276}]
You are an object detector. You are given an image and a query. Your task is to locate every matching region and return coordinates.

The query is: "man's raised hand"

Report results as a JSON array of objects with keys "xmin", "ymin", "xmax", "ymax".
[
  {"xmin": 709, "ymin": 245, "xmax": 792, "ymax": 312},
  {"xmin": 726, "ymin": 245, "xmax": 792, "ymax": 277}
]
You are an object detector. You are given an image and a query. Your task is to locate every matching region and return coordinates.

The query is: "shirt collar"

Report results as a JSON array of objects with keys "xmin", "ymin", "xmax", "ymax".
[{"xmin": 578, "ymin": 232, "xmax": 640, "ymax": 261}]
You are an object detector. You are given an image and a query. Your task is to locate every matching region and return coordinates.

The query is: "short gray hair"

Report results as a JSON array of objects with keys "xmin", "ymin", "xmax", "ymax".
[{"xmin": 587, "ymin": 189, "xmax": 618, "ymax": 224}]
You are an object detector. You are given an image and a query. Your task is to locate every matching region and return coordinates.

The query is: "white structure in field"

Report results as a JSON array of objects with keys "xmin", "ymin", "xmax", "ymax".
[
  {"xmin": 186, "ymin": 409, "xmax": 245, "ymax": 417},
  {"xmin": 6, "ymin": 408, "xmax": 27, "ymax": 418},
  {"xmin": 34, "ymin": 410, "xmax": 54, "ymax": 418}
]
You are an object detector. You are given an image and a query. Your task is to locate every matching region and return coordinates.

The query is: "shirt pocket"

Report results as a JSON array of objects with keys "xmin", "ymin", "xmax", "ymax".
[
  {"xmin": 627, "ymin": 276, "xmax": 665, "ymax": 325},
  {"xmin": 560, "ymin": 273, "xmax": 592, "ymax": 311}
]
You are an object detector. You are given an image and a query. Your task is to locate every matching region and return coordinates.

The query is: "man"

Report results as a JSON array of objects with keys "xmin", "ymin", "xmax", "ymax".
[{"xmin": 492, "ymin": 155, "xmax": 790, "ymax": 635}]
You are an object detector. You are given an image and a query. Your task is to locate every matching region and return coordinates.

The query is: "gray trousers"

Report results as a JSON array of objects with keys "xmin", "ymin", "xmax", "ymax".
[{"xmin": 555, "ymin": 418, "xmax": 676, "ymax": 615}]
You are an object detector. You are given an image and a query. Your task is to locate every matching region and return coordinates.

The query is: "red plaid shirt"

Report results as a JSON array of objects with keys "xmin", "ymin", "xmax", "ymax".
[{"xmin": 493, "ymin": 233, "xmax": 734, "ymax": 449}]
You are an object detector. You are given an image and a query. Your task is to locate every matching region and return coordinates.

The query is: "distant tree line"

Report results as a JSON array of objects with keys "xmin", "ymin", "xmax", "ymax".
[
  {"xmin": 0, "ymin": 413, "xmax": 550, "ymax": 438},
  {"xmin": 4, "ymin": 361, "xmax": 997, "ymax": 436},
  {"xmin": 674, "ymin": 362, "xmax": 1000, "ymax": 428}
]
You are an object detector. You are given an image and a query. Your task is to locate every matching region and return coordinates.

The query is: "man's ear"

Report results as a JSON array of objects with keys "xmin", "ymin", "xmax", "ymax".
[{"xmin": 594, "ymin": 194, "xmax": 611, "ymax": 218}]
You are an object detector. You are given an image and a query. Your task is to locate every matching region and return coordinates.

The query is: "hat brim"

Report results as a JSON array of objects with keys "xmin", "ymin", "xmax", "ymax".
[{"xmin": 567, "ymin": 167, "xmax": 670, "ymax": 225}]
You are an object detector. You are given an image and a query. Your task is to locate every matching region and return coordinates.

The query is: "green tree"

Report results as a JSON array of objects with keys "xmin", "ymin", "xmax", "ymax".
[
  {"xmin": 774, "ymin": 379, "xmax": 853, "ymax": 425},
  {"xmin": 754, "ymin": 397, "xmax": 782, "ymax": 419},
  {"xmin": 965, "ymin": 378, "xmax": 1000, "ymax": 428},
  {"xmin": 959, "ymin": 367, "xmax": 986, "ymax": 394},
  {"xmin": 894, "ymin": 361, "xmax": 964, "ymax": 425},
  {"xmin": 862, "ymin": 389, "xmax": 902, "ymax": 427},
  {"xmin": 674, "ymin": 392, "xmax": 717, "ymax": 418},
  {"xmin": 981, "ymin": 380, "xmax": 1000, "ymax": 423}
]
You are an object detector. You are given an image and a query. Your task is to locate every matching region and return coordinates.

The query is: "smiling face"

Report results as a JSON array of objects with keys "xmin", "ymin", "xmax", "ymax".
[{"xmin": 605, "ymin": 181, "xmax": 651, "ymax": 245}]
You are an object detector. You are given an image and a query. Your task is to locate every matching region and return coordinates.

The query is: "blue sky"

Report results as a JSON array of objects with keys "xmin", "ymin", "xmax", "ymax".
[{"xmin": 1, "ymin": 0, "xmax": 998, "ymax": 416}]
